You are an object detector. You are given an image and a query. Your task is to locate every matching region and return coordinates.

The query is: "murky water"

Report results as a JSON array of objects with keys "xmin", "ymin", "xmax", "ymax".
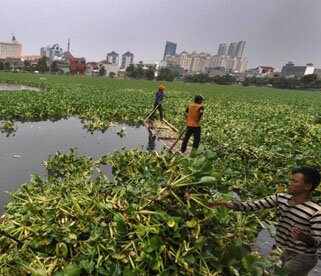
[
  {"xmin": 0, "ymin": 117, "xmax": 163, "ymax": 212},
  {"xmin": 0, "ymin": 83, "xmax": 42, "ymax": 92}
]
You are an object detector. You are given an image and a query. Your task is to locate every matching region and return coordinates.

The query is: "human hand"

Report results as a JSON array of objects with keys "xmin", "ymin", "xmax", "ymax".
[
  {"xmin": 208, "ymin": 200, "xmax": 235, "ymax": 209},
  {"xmin": 291, "ymin": 226, "xmax": 315, "ymax": 246}
]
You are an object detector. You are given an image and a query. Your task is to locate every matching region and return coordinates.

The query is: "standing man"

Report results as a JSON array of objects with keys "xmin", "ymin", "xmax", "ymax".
[
  {"xmin": 181, "ymin": 95, "xmax": 204, "ymax": 154},
  {"xmin": 209, "ymin": 167, "xmax": 321, "ymax": 276},
  {"xmin": 153, "ymin": 85, "xmax": 165, "ymax": 121}
]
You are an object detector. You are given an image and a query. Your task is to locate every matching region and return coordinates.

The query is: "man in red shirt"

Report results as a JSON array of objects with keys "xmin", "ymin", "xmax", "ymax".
[{"xmin": 181, "ymin": 95, "xmax": 204, "ymax": 153}]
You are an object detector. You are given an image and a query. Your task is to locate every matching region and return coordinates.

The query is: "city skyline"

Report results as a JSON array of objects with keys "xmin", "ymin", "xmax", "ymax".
[{"xmin": 1, "ymin": 0, "xmax": 321, "ymax": 70}]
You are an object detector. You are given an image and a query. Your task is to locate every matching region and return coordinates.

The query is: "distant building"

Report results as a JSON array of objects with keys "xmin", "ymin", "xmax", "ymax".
[
  {"xmin": 21, "ymin": 55, "xmax": 41, "ymax": 61},
  {"xmin": 227, "ymin": 42, "xmax": 237, "ymax": 57},
  {"xmin": 41, "ymin": 44, "xmax": 64, "ymax": 61},
  {"xmin": 227, "ymin": 41, "xmax": 245, "ymax": 57},
  {"xmin": 98, "ymin": 61, "xmax": 118, "ymax": 77},
  {"xmin": 160, "ymin": 40, "xmax": 247, "ymax": 75},
  {"xmin": 64, "ymin": 51, "xmax": 86, "ymax": 75},
  {"xmin": 106, "ymin": 51, "xmax": 119, "ymax": 65},
  {"xmin": 313, "ymin": 68, "xmax": 321, "ymax": 78},
  {"xmin": 85, "ymin": 62, "xmax": 99, "ymax": 76},
  {"xmin": 0, "ymin": 35, "xmax": 22, "ymax": 59},
  {"xmin": 163, "ymin": 41, "xmax": 177, "ymax": 60},
  {"xmin": 235, "ymin": 41, "xmax": 246, "ymax": 58},
  {"xmin": 55, "ymin": 60, "xmax": 70, "ymax": 74},
  {"xmin": 217, "ymin": 43, "xmax": 227, "ymax": 56},
  {"xmin": 245, "ymin": 66, "xmax": 275, "ymax": 78},
  {"xmin": 121, "ymin": 51, "xmax": 134, "ymax": 69},
  {"xmin": 205, "ymin": 66, "xmax": 226, "ymax": 77},
  {"xmin": 281, "ymin": 62, "xmax": 315, "ymax": 78}
]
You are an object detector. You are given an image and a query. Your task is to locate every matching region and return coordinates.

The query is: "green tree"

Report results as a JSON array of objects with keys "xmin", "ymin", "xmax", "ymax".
[
  {"xmin": 4, "ymin": 62, "xmax": 11, "ymax": 71},
  {"xmin": 37, "ymin": 57, "xmax": 49, "ymax": 73},
  {"xmin": 301, "ymin": 74, "xmax": 318, "ymax": 88},
  {"xmin": 0, "ymin": 62, "xmax": 4, "ymax": 71},
  {"xmin": 135, "ymin": 66, "xmax": 144, "ymax": 79},
  {"xmin": 126, "ymin": 64, "xmax": 136, "ymax": 78},
  {"xmin": 99, "ymin": 66, "xmax": 106, "ymax": 76},
  {"xmin": 157, "ymin": 68, "xmax": 176, "ymax": 81},
  {"xmin": 144, "ymin": 68, "xmax": 155, "ymax": 80},
  {"xmin": 23, "ymin": 60, "xmax": 31, "ymax": 72},
  {"xmin": 50, "ymin": 61, "xmax": 59, "ymax": 73}
]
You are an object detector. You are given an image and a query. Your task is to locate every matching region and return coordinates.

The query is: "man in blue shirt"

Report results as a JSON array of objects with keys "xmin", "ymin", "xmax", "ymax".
[{"xmin": 153, "ymin": 85, "xmax": 165, "ymax": 121}]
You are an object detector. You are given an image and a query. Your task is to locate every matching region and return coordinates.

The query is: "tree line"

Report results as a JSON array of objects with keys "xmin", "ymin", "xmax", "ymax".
[
  {"xmin": 0, "ymin": 57, "xmax": 64, "ymax": 74},
  {"xmin": 243, "ymin": 74, "xmax": 321, "ymax": 90}
]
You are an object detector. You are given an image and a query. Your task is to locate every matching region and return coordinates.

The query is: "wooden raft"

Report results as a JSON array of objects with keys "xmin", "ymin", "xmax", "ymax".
[{"xmin": 144, "ymin": 118, "xmax": 192, "ymax": 154}]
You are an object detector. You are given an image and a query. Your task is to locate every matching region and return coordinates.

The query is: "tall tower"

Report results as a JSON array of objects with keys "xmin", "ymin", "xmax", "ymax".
[
  {"xmin": 227, "ymin": 42, "xmax": 237, "ymax": 56},
  {"xmin": 235, "ymin": 41, "xmax": 245, "ymax": 58},
  {"xmin": 217, "ymin": 43, "xmax": 227, "ymax": 56},
  {"xmin": 163, "ymin": 41, "xmax": 177, "ymax": 60}
]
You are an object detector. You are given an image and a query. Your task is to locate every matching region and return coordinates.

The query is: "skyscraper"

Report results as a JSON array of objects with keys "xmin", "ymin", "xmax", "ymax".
[
  {"xmin": 217, "ymin": 43, "xmax": 227, "ymax": 56},
  {"xmin": 163, "ymin": 41, "xmax": 177, "ymax": 60},
  {"xmin": 227, "ymin": 41, "xmax": 245, "ymax": 57},
  {"xmin": 235, "ymin": 41, "xmax": 245, "ymax": 58},
  {"xmin": 227, "ymin": 42, "xmax": 237, "ymax": 57}
]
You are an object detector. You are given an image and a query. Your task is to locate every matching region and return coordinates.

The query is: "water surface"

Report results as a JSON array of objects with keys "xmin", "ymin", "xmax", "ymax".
[
  {"xmin": 0, "ymin": 117, "xmax": 163, "ymax": 212},
  {"xmin": 0, "ymin": 83, "xmax": 42, "ymax": 92}
]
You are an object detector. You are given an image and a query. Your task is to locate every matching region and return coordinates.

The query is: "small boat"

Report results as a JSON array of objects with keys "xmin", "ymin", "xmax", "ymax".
[{"xmin": 144, "ymin": 107, "xmax": 192, "ymax": 154}]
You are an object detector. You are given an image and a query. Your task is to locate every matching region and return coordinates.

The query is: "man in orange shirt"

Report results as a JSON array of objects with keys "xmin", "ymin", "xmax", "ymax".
[{"xmin": 181, "ymin": 95, "xmax": 204, "ymax": 153}]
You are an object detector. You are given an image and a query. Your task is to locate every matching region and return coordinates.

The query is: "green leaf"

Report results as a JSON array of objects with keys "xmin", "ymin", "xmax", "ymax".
[
  {"xmin": 167, "ymin": 217, "xmax": 176, "ymax": 228},
  {"xmin": 199, "ymin": 176, "xmax": 217, "ymax": 183},
  {"xmin": 186, "ymin": 218, "xmax": 198, "ymax": 228},
  {"xmin": 183, "ymin": 254, "xmax": 195, "ymax": 264}
]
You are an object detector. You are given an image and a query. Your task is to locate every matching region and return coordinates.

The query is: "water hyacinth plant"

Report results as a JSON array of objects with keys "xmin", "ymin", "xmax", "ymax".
[{"xmin": 0, "ymin": 149, "xmax": 280, "ymax": 275}]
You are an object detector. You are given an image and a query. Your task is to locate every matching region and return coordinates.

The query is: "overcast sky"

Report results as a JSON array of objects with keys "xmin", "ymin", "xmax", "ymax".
[{"xmin": 1, "ymin": 0, "xmax": 321, "ymax": 70}]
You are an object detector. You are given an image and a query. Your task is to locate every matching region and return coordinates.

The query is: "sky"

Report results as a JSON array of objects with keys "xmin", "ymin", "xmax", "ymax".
[{"xmin": 1, "ymin": 0, "xmax": 321, "ymax": 70}]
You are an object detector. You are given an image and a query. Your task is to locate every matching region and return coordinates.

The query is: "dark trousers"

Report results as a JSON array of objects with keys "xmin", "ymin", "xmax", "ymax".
[
  {"xmin": 153, "ymin": 103, "xmax": 163, "ymax": 120},
  {"xmin": 181, "ymin": 126, "xmax": 201, "ymax": 153}
]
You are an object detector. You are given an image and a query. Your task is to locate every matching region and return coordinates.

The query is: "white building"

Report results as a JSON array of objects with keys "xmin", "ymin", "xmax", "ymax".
[
  {"xmin": 0, "ymin": 35, "xmax": 22, "ymax": 59},
  {"xmin": 121, "ymin": 51, "xmax": 134, "ymax": 69},
  {"xmin": 99, "ymin": 61, "xmax": 118, "ymax": 77},
  {"xmin": 40, "ymin": 44, "xmax": 64, "ymax": 61},
  {"xmin": 281, "ymin": 62, "xmax": 315, "ymax": 78},
  {"xmin": 106, "ymin": 51, "xmax": 119, "ymax": 65}
]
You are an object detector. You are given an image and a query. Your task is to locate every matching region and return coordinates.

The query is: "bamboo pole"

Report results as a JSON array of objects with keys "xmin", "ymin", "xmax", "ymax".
[{"xmin": 169, "ymin": 126, "xmax": 187, "ymax": 152}]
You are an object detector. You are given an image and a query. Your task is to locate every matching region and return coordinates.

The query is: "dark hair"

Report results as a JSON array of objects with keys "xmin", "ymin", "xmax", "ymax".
[
  {"xmin": 194, "ymin": 95, "xmax": 203, "ymax": 103},
  {"xmin": 292, "ymin": 166, "xmax": 321, "ymax": 190}
]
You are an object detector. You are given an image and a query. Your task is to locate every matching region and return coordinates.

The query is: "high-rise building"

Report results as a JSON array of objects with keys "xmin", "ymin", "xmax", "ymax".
[
  {"xmin": 163, "ymin": 41, "xmax": 177, "ymax": 60},
  {"xmin": 40, "ymin": 44, "xmax": 64, "ymax": 61},
  {"xmin": 227, "ymin": 41, "xmax": 245, "ymax": 57},
  {"xmin": 121, "ymin": 51, "xmax": 134, "ymax": 69},
  {"xmin": 227, "ymin": 42, "xmax": 237, "ymax": 57},
  {"xmin": 217, "ymin": 43, "xmax": 227, "ymax": 56},
  {"xmin": 0, "ymin": 35, "xmax": 22, "ymax": 59},
  {"xmin": 235, "ymin": 41, "xmax": 245, "ymax": 58},
  {"xmin": 106, "ymin": 51, "xmax": 119, "ymax": 65}
]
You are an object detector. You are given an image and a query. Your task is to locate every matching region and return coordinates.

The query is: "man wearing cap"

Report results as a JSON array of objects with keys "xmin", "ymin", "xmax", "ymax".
[
  {"xmin": 153, "ymin": 85, "xmax": 165, "ymax": 121},
  {"xmin": 181, "ymin": 95, "xmax": 204, "ymax": 154}
]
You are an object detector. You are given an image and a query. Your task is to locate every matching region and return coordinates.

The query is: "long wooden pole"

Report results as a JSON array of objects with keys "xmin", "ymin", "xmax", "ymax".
[
  {"xmin": 144, "ymin": 104, "xmax": 160, "ymax": 122},
  {"xmin": 169, "ymin": 126, "xmax": 187, "ymax": 152}
]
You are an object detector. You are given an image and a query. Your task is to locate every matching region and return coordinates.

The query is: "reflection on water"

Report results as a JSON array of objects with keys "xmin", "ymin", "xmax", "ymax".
[
  {"xmin": 147, "ymin": 131, "xmax": 156, "ymax": 152},
  {"xmin": 0, "ymin": 83, "xmax": 42, "ymax": 92},
  {"xmin": 0, "ymin": 117, "xmax": 163, "ymax": 212}
]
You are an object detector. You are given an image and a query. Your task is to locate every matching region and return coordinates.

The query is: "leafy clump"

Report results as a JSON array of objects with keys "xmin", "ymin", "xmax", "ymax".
[{"xmin": 0, "ymin": 149, "xmax": 279, "ymax": 275}]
